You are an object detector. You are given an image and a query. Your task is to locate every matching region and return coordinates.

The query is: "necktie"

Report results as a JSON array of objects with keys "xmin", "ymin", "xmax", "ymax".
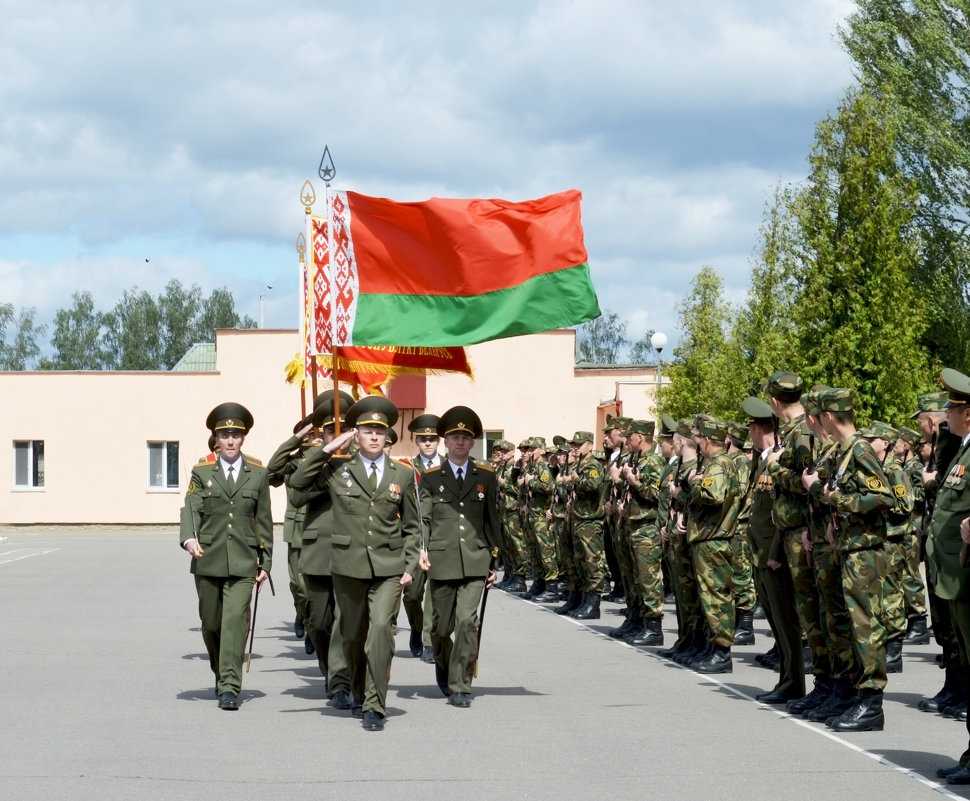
[
  {"xmin": 456, "ymin": 466, "xmax": 464, "ymax": 491},
  {"xmin": 369, "ymin": 462, "xmax": 378, "ymax": 491},
  {"xmin": 226, "ymin": 465, "xmax": 235, "ymax": 492}
]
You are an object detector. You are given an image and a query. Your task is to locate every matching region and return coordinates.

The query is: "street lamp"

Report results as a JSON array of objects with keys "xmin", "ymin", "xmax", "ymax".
[
  {"xmin": 259, "ymin": 285, "xmax": 273, "ymax": 329},
  {"xmin": 650, "ymin": 332, "xmax": 667, "ymax": 413}
]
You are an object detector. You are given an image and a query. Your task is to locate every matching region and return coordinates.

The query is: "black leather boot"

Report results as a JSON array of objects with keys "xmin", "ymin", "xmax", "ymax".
[
  {"xmin": 694, "ymin": 644, "xmax": 733, "ymax": 674},
  {"xmin": 919, "ymin": 665, "xmax": 964, "ymax": 712},
  {"xmin": 522, "ymin": 577, "xmax": 546, "ymax": 601},
  {"xmin": 788, "ymin": 676, "xmax": 832, "ymax": 714},
  {"xmin": 733, "ymin": 610, "xmax": 755, "ymax": 646},
  {"xmin": 886, "ymin": 637, "xmax": 903, "ymax": 673},
  {"xmin": 567, "ymin": 592, "xmax": 590, "ymax": 618},
  {"xmin": 804, "ymin": 680, "xmax": 855, "ymax": 721},
  {"xmin": 504, "ymin": 574, "xmax": 527, "ymax": 594},
  {"xmin": 826, "ymin": 689, "xmax": 884, "ymax": 732},
  {"xmin": 555, "ymin": 590, "xmax": 582, "ymax": 615},
  {"xmin": 628, "ymin": 616, "xmax": 664, "ymax": 647},
  {"xmin": 533, "ymin": 581, "xmax": 561, "ymax": 603},
  {"xmin": 903, "ymin": 615, "xmax": 930, "ymax": 645},
  {"xmin": 573, "ymin": 593, "xmax": 601, "ymax": 620},
  {"xmin": 610, "ymin": 609, "xmax": 638, "ymax": 639}
]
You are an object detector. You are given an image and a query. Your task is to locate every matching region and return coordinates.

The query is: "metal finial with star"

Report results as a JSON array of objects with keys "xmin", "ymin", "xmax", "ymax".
[{"xmin": 318, "ymin": 146, "xmax": 336, "ymax": 186}]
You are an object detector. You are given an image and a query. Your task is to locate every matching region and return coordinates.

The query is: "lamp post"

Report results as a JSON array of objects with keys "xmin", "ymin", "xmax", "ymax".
[
  {"xmin": 259, "ymin": 285, "xmax": 273, "ymax": 329},
  {"xmin": 650, "ymin": 331, "xmax": 667, "ymax": 413}
]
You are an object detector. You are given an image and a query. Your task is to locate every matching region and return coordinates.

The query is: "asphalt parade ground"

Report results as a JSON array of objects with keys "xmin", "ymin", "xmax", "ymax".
[{"xmin": 3, "ymin": 528, "xmax": 970, "ymax": 801}]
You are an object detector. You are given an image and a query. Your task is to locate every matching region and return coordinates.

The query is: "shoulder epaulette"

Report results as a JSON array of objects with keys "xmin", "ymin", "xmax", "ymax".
[
  {"xmin": 243, "ymin": 454, "xmax": 264, "ymax": 467},
  {"xmin": 474, "ymin": 460, "xmax": 495, "ymax": 472},
  {"xmin": 195, "ymin": 455, "xmax": 215, "ymax": 468},
  {"xmin": 391, "ymin": 458, "xmax": 416, "ymax": 471},
  {"xmin": 331, "ymin": 454, "xmax": 351, "ymax": 462},
  {"xmin": 425, "ymin": 465, "xmax": 443, "ymax": 475}
]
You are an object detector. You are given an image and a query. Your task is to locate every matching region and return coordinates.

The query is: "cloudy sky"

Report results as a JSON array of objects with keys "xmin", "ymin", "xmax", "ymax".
[{"xmin": 1, "ymin": 0, "xmax": 856, "ymax": 357}]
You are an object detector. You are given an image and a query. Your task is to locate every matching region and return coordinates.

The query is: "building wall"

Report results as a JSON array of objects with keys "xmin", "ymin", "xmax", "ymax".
[{"xmin": 0, "ymin": 328, "xmax": 659, "ymax": 525}]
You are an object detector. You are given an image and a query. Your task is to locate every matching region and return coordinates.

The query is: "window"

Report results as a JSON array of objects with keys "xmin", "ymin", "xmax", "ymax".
[
  {"xmin": 13, "ymin": 440, "xmax": 45, "ymax": 489},
  {"xmin": 148, "ymin": 441, "xmax": 180, "ymax": 490}
]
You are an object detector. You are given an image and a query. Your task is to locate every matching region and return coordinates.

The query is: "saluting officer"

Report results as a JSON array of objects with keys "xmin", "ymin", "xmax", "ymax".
[
  {"xmin": 418, "ymin": 406, "xmax": 501, "ymax": 707},
  {"xmin": 180, "ymin": 402, "xmax": 273, "ymax": 711}
]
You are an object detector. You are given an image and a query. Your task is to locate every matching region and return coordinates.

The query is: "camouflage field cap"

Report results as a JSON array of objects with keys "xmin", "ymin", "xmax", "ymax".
[
  {"xmin": 518, "ymin": 438, "xmax": 534, "ymax": 450},
  {"xmin": 660, "ymin": 414, "xmax": 678, "ymax": 437},
  {"xmin": 861, "ymin": 420, "xmax": 897, "ymax": 441},
  {"xmin": 941, "ymin": 368, "xmax": 970, "ymax": 409},
  {"xmin": 819, "ymin": 387, "xmax": 854, "ymax": 413},
  {"xmin": 803, "ymin": 385, "xmax": 832, "ymax": 417},
  {"xmin": 676, "ymin": 419, "xmax": 694, "ymax": 438},
  {"xmin": 767, "ymin": 371, "xmax": 804, "ymax": 403},
  {"xmin": 207, "ymin": 402, "xmax": 254, "ymax": 433},
  {"xmin": 628, "ymin": 419, "xmax": 655, "ymax": 437},
  {"xmin": 437, "ymin": 405, "xmax": 483, "ymax": 438},
  {"xmin": 607, "ymin": 417, "xmax": 632, "ymax": 435},
  {"xmin": 896, "ymin": 426, "xmax": 921, "ymax": 449},
  {"xmin": 742, "ymin": 396, "xmax": 773, "ymax": 423},
  {"xmin": 531, "ymin": 436, "xmax": 548, "ymax": 450},
  {"xmin": 570, "ymin": 430, "xmax": 594, "ymax": 445},
  {"xmin": 910, "ymin": 390, "xmax": 947, "ymax": 418},
  {"xmin": 552, "ymin": 435, "xmax": 569, "ymax": 451},
  {"xmin": 695, "ymin": 416, "xmax": 728, "ymax": 441},
  {"xmin": 492, "ymin": 439, "xmax": 515, "ymax": 453},
  {"xmin": 602, "ymin": 414, "xmax": 619, "ymax": 434}
]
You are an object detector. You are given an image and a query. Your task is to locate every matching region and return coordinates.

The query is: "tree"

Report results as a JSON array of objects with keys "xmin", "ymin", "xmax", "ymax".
[
  {"xmin": 105, "ymin": 288, "xmax": 164, "ymax": 370},
  {"xmin": 732, "ymin": 184, "xmax": 802, "ymax": 387},
  {"xmin": 842, "ymin": 1, "xmax": 970, "ymax": 368},
  {"xmin": 158, "ymin": 279, "xmax": 203, "ymax": 369},
  {"xmin": 575, "ymin": 310, "xmax": 628, "ymax": 364},
  {"xmin": 790, "ymin": 88, "xmax": 932, "ymax": 424},
  {"xmin": 40, "ymin": 291, "xmax": 114, "ymax": 370},
  {"xmin": 661, "ymin": 267, "xmax": 745, "ymax": 420},
  {"xmin": 194, "ymin": 287, "xmax": 257, "ymax": 344},
  {"xmin": 1, "ymin": 307, "xmax": 46, "ymax": 370},
  {"xmin": 628, "ymin": 330, "xmax": 658, "ymax": 364}
]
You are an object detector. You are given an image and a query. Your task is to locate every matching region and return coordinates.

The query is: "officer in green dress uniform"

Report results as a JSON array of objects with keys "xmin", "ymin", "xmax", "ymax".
[
  {"xmin": 925, "ymin": 370, "xmax": 970, "ymax": 784},
  {"xmin": 285, "ymin": 391, "xmax": 355, "ymax": 700},
  {"xmin": 180, "ymin": 402, "xmax": 273, "ymax": 711},
  {"xmin": 310, "ymin": 395, "xmax": 422, "ymax": 732},
  {"xmin": 402, "ymin": 414, "xmax": 442, "ymax": 663},
  {"xmin": 417, "ymin": 406, "xmax": 501, "ymax": 707}
]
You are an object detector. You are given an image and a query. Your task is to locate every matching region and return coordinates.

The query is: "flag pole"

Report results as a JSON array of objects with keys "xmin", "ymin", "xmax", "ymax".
[
  {"xmin": 320, "ymin": 146, "xmax": 342, "ymax": 433},
  {"xmin": 301, "ymin": 179, "xmax": 319, "ymax": 408},
  {"xmin": 295, "ymin": 229, "xmax": 308, "ymax": 419}
]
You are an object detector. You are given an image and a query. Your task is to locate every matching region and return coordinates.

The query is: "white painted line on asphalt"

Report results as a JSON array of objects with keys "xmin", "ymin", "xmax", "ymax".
[{"xmin": 0, "ymin": 548, "xmax": 59, "ymax": 565}]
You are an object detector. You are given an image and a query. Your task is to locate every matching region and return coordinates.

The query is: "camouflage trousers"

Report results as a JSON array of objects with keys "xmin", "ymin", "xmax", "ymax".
[
  {"xmin": 668, "ymin": 528, "xmax": 703, "ymax": 646},
  {"xmin": 901, "ymin": 533, "xmax": 927, "ymax": 618},
  {"xmin": 287, "ymin": 543, "xmax": 308, "ymax": 624},
  {"xmin": 520, "ymin": 510, "xmax": 543, "ymax": 574},
  {"xmin": 613, "ymin": 515, "xmax": 639, "ymax": 605},
  {"xmin": 573, "ymin": 518, "xmax": 607, "ymax": 594},
  {"xmin": 882, "ymin": 538, "xmax": 907, "ymax": 640},
  {"xmin": 631, "ymin": 519, "xmax": 664, "ymax": 618},
  {"xmin": 501, "ymin": 512, "xmax": 528, "ymax": 576},
  {"xmin": 783, "ymin": 528, "xmax": 825, "ymax": 677},
  {"xmin": 528, "ymin": 509, "xmax": 560, "ymax": 581},
  {"xmin": 691, "ymin": 539, "xmax": 735, "ymax": 648},
  {"xmin": 841, "ymin": 547, "xmax": 888, "ymax": 692},
  {"xmin": 551, "ymin": 514, "xmax": 578, "ymax": 588},
  {"xmin": 811, "ymin": 538, "xmax": 855, "ymax": 682},
  {"xmin": 731, "ymin": 528, "xmax": 756, "ymax": 612}
]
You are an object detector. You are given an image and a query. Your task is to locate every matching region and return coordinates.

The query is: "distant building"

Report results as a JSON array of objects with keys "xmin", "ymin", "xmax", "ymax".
[{"xmin": 0, "ymin": 328, "xmax": 662, "ymax": 525}]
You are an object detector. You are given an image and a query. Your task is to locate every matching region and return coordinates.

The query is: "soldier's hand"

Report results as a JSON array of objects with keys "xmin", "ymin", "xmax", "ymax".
[
  {"xmin": 922, "ymin": 467, "xmax": 938, "ymax": 487},
  {"xmin": 324, "ymin": 429, "xmax": 356, "ymax": 453},
  {"xmin": 418, "ymin": 549, "xmax": 431, "ymax": 572},
  {"xmin": 801, "ymin": 469, "xmax": 819, "ymax": 493},
  {"xmin": 801, "ymin": 530, "xmax": 813, "ymax": 553},
  {"xmin": 485, "ymin": 569, "xmax": 497, "ymax": 589},
  {"xmin": 184, "ymin": 539, "xmax": 204, "ymax": 559},
  {"xmin": 255, "ymin": 568, "xmax": 269, "ymax": 592},
  {"xmin": 767, "ymin": 558, "xmax": 782, "ymax": 571},
  {"xmin": 610, "ymin": 463, "xmax": 622, "ymax": 481},
  {"xmin": 295, "ymin": 422, "xmax": 315, "ymax": 440},
  {"xmin": 675, "ymin": 515, "xmax": 686, "ymax": 535},
  {"xmin": 545, "ymin": 509, "xmax": 552, "ymax": 521},
  {"xmin": 763, "ymin": 449, "xmax": 783, "ymax": 465},
  {"xmin": 825, "ymin": 520, "xmax": 837, "ymax": 550},
  {"xmin": 399, "ymin": 572, "xmax": 414, "ymax": 588},
  {"xmin": 960, "ymin": 517, "xmax": 970, "ymax": 545}
]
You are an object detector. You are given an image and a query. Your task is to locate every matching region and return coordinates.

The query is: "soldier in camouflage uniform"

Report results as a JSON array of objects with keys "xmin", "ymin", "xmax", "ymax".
[
  {"xmin": 564, "ymin": 430, "xmax": 607, "ymax": 620},
  {"xmin": 894, "ymin": 425, "xmax": 930, "ymax": 646},
  {"xmin": 615, "ymin": 420, "xmax": 666, "ymax": 646},
  {"xmin": 602, "ymin": 417, "xmax": 629, "ymax": 602},
  {"xmin": 662, "ymin": 420, "xmax": 706, "ymax": 664},
  {"xmin": 677, "ymin": 416, "xmax": 740, "ymax": 673},
  {"xmin": 547, "ymin": 437, "xmax": 575, "ymax": 604},
  {"xmin": 494, "ymin": 440, "xmax": 526, "ymax": 593},
  {"xmin": 789, "ymin": 386, "xmax": 857, "ymax": 721},
  {"xmin": 925, "ymin": 370, "xmax": 970, "ymax": 784},
  {"xmin": 522, "ymin": 438, "xmax": 561, "ymax": 602},
  {"xmin": 861, "ymin": 422, "xmax": 914, "ymax": 675},
  {"xmin": 726, "ymin": 421, "xmax": 756, "ymax": 646},
  {"xmin": 607, "ymin": 417, "xmax": 641, "ymax": 633},
  {"xmin": 802, "ymin": 387, "xmax": 894, "ymax": 732}
]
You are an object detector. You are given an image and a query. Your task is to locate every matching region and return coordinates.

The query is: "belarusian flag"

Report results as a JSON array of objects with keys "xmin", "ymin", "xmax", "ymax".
[{"xmin": 327, "ymin": 189, "xmax": 600, "ymax": 347}]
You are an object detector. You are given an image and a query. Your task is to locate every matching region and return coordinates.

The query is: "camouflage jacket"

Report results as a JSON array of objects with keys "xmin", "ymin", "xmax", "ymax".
[{"xmin": 686, "ymin": 450, "xmax": 740, "ymax": 545}]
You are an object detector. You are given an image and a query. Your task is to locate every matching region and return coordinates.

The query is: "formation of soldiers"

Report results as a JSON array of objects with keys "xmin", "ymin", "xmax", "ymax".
[
  {"xmin": 489, "ymin": 368, "xmax": 970, "ymax": 784},
  {"xmin": 180, "ymin": 366, "xmax": 970, "ymax": 773}
]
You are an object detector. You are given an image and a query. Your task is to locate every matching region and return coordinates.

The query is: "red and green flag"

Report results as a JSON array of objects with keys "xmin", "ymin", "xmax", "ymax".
[{"xmin": 327, "ymin": 188, "xmax": 600, "ymax": 347}]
